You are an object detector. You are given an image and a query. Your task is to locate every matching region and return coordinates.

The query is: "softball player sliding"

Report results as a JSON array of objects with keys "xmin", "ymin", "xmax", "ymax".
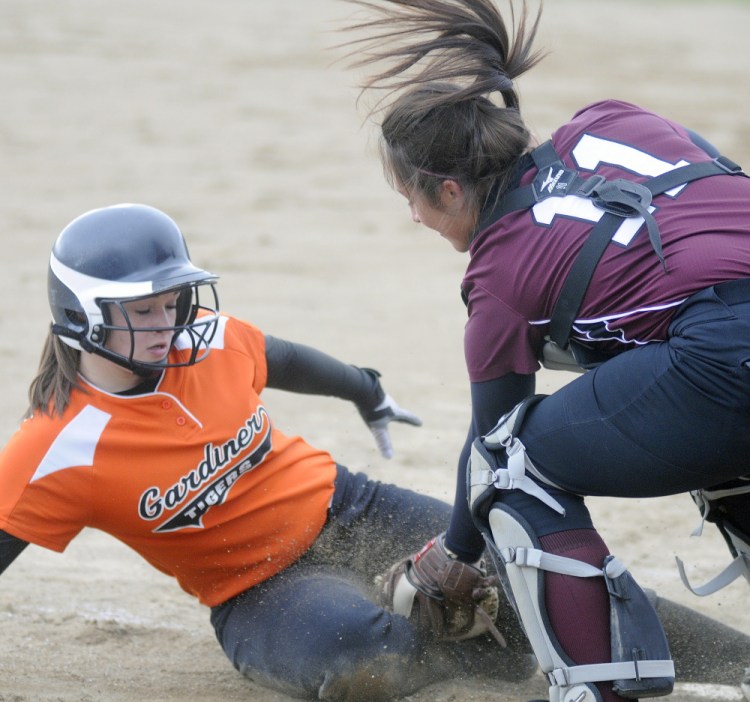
[
  {"xmin": 343, "ymin": 1, "xmax": 750, "ymax": 700},
  {"xmin": 0, "ymin": 203, "xmax": 539, "ymax": 701}
]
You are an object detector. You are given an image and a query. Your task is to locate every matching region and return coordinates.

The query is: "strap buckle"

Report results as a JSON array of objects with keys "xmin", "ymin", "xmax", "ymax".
[
  {"xmin": 575, "ymin": 174, "xmax": 606, "ymax": 198},
  {"xmin": 590, "ymin": 178, "xmax": 653, "ymax": 218},
  {"xmin": 714, "ymin": 155, "xmax": 745, "ymax": 175}
]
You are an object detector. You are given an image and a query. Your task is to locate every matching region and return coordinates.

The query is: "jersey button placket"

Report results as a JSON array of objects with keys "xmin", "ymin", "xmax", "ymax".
[{"xmin": 159, "ymin": 398, "xmax": 190, "ymax": 429}]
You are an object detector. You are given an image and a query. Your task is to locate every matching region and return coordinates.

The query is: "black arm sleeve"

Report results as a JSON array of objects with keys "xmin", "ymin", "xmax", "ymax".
[
  {"xmin": 264, "ymin": 335, "xmax": 384, "ymax": 409},
  {"xmin": 444, "ymin": 372, "xmax": 536, "ymax": 561},
  {"xmin": 0, "ymin": 529, "xmax": 29, "ymax": 576}
]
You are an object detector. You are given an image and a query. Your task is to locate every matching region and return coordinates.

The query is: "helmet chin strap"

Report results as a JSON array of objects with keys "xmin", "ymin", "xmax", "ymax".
[
  {"xmin": 50, "ymin": 323, "xmax": 82, "ymax": 343},
  {"xmin": 61, "ymin": 326, "xmax": 168, "ymax": 378},
  {"xmin": 90, "ymin": 343, "xmax": 168, "ymax": 378},
  {"xmin": 125, "ymin": 357, "xmax": 167, "ymax": 378}
]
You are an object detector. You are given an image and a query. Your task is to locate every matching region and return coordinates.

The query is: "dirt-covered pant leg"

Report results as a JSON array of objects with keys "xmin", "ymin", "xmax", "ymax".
[
  {"xmin": 320, "ymin": 465, "xmax": 455, "ymax": 582},
  {"xmin": 210, "ymin": 466, "xmax": 526, "ymax": 701},
  {"xmin": 211, "ymin": 567, "xmax": 442, "ymax": 701}
]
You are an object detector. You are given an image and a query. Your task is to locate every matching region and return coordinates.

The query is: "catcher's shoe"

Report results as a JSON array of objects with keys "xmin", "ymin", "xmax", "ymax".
[{"xmin": 375, "ymin": 533, "xmax": 506, "ymax": 645}]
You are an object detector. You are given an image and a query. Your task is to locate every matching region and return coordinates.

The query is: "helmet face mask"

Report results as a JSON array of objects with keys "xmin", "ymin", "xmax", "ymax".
[
  {"xmin": 48, "ymin": 204, "xmax": 221, "ymax": 375},
  {"xmin": 91, "ymin": 282, "xmax": 220, "ymax": 375}
]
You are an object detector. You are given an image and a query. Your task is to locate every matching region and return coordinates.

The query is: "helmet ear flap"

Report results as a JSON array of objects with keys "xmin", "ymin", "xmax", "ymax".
[{"xmin": 65, "ymin": 309, "xmax": 87, "ymax": 332}]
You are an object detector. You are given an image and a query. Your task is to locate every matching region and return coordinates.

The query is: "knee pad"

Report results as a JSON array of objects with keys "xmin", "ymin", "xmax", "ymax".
[
  {"xmin": 485, "ymin": 504, "xmax": 675, "ymax": 702},
  {"xmin": 468, "ymin": 395, "xmax": 567, "ymax": 524},
  {"xmin": 678, "ymin": 480, "xmax": 750, "ymax": 595}
]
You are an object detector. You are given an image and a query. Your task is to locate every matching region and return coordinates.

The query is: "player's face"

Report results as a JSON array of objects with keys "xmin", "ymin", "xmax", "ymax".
[
  {"xmin": 397, "ymin": 180, "xmax": 475, "ymax": 252},
  {"xmin": 105, "ymin": 292, "xmax": 180, "ymax": 364}
]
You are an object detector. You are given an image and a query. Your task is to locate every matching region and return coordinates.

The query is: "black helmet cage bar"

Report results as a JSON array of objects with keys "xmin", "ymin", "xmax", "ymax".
[{"xmin": 79, "ymin": 280, "xmax": 220, "ymax": 376}]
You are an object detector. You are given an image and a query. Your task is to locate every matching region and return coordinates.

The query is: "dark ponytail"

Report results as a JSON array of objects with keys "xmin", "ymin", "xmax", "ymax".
[{"xmin": 343, "ymin": 0, "xmax": 544, "ymax": 212}]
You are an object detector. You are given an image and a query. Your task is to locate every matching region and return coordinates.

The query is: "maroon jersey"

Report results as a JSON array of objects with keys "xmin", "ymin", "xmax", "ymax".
[{"xmin": 463, "ymin": 99, "xmax": 750, "ymax": 381}]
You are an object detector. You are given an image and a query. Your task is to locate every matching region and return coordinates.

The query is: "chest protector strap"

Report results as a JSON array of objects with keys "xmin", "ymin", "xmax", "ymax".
[{"xmin": 480, "ymin": 140, "xmax": 746, "ymax": 352}]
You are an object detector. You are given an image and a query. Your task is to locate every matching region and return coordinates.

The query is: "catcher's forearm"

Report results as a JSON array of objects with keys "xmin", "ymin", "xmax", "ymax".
[{"xmin": 445, "ymin": 373, "xmax": 536, "ymax": 561}]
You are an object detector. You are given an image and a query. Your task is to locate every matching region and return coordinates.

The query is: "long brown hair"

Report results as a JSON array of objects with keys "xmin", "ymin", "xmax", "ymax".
[
  {"xmin": 343, "ymin": 0, "xmax": 545, "ymax": 216},
  {"xmin": 26, "ymin": 328, "xmax": 84, "ymax": 418}
]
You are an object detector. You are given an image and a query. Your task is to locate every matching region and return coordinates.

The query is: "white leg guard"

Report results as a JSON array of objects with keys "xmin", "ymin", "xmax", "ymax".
[{"xmin": 486, "ymin": 504, "xmax": 675, "ymax": 702}]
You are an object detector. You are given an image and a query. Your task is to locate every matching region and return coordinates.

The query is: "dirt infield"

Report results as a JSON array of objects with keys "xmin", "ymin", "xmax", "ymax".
[{"xmin": 0, "ymin": 1, "xmax": 748, "ymax": 700}]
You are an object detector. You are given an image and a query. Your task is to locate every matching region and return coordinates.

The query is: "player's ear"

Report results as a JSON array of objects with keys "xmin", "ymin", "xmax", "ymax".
[{"xmin": 439, "ymin": 179, "xmax": 466, "ymax": 210}]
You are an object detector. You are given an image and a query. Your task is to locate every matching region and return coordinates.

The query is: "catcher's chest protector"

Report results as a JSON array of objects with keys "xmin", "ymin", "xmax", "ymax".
[{"xmin": 479, "ymin": 139, "xmax": 747, "ymax": 361}]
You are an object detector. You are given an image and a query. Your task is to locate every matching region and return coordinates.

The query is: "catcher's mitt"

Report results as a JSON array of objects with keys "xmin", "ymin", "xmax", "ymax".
[{"xmin": 375, "ymin": 533, "xmax": 506, "ymax": 646}]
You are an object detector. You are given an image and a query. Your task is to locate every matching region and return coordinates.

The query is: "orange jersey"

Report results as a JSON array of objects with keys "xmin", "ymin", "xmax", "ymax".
[{"xmin": 0, "ymin": 315, "xmax": 337, "ymax": 606}]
